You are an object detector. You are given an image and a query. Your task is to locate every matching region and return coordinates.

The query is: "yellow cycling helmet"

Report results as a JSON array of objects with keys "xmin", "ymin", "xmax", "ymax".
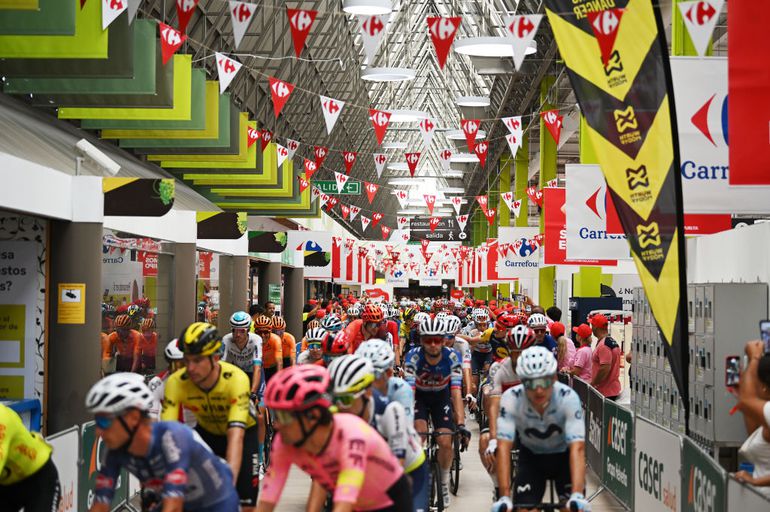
[{"xmin": 179, "ymin": 322, "xmax": 221, "ymax": 356}]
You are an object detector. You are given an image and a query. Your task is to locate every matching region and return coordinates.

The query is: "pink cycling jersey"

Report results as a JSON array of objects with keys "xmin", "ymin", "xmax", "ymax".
[{"xmin": 260, "ymin": 413, "xmax": 403, "ymax": 510}]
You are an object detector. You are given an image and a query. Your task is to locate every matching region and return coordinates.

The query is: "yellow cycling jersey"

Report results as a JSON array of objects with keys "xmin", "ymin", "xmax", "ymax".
[
  {"xmin": 0, "ymin": 404, "xmax": 52, "ymax": 485},
  {"xmin": 162, "ymin": 360, "xmax": 256, "ymax": 435}
]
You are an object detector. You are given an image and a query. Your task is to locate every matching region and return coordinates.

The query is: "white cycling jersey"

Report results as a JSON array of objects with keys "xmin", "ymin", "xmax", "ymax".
[
  {"xmin": 221, "ymin": 332, "xmax": 262, "ymax": 373},
  {"xmin": 497, "ymin": 381, "xmax": 585, "ymax": 454},
  {"xmin": 371, "ymin": 389, "xmax": 425, "ymax": 473},
  {"xmin": 489, "ymin": 357, "xmax": 520, "ymax": 396},
  {"xmin": 450, "ymin": 338, "xmax": 472, "ymax": 370}
]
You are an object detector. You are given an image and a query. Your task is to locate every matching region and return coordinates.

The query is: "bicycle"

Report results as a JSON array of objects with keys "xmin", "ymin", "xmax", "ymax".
[{"xmin": 421, "ymin": 430, "xmax": 458, "ymax": 512}]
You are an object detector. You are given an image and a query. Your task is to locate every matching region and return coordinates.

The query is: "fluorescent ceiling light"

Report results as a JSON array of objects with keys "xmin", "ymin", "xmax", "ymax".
[
  {"xmin": 382, "ymin": 141, "xmax": 408, "ymax": 149},
  {"xmin": 454, "ymin": 36, "xmax": 538, "ymax": 58},
  {"xmin": 388, "ymin": 178, "xmax": 419, "ymax": 186},
  {"xmin": 443, "ymin": 171, "xmax": 465, "ymax": 178},
  {"xmin": 445, "ymin": 129, "xmax": 486, "ymax": 140},
  {"xmin": 361, "ymin": 67, "xmax": 416, "ymax": 82},
  {"xmin": 387, "ymin": 162, "xmax": 409, "ymax": 171},
  {"xmin": 438, "ymin": 187, "xmax": 466, "ymax": 194},
  {"xmin": 388, "ymin": 109, "xmax": 429, "ymax": 122},
  {"xmin": 342, "ymin": 0, "xmax": 392, "ymax": 15},
  {"xmin": 397, "ymin": 209, "xmax": 424, "ymax": 215},
  {"xmin": 456, "ymin": 96, "xmax": 491, "ymax": 107},
  {"xmin": 450, "ymin": 152, "xmax": 480, "ymax": 163}
]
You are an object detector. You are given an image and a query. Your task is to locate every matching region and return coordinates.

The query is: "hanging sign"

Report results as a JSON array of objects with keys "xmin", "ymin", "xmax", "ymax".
[
  {"xmin": 505, "ymin": 15, "xmax": 542, "ymax": 70},
  {"xmin": 426, "ymin": 16, "xmax": 461, "ymax": 69},
  {"xmin": 287, "ymin": 8, "xmax": 317, "ymax": 58},
  {"xmin": 229, "ymin": 1, "xmax": 256, "ymax": 49}
]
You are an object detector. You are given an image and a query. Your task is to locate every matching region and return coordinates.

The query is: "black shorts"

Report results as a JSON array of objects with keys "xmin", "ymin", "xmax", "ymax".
[
  {"xmin": 414, "ymin": 389, "xmax": 454, "ymax": 430},
  {"xmin": 513, "ymin": 445, "xmax": 571, "ymax": 507},
  {"xmin": 282, "ymin": 357, "xmax": 293, "ymax": 368},
  {"xmin": 370, "ymin": 474, "xmax": 414, "ymax": 512},
  {"xmin": 264, "ymin": 365, "xmax": 278, "ymax": 383},
  {"xmin": 471, "ymin": 350, "xmax": 493, "ymax": 375},
  {"xmin": 0, "ymin": 458, "xmax": 61, "ymax": 512},
  {"xmin": 196, "ymin": 425, "xmax": 260, "ymax": 507}
]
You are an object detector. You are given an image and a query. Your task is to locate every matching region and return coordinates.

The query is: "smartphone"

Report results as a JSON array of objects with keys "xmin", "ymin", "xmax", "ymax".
[
  {"xmin": 725, "ymin": 355, "xmax": 741, "ymax": 387},
  {"xmin": 513, "ymin": 294, "xmax": 526, "ymax": 302},
  {"xmin": 760, "ymin": 320, "xmax": 770, "ymax": 353}
]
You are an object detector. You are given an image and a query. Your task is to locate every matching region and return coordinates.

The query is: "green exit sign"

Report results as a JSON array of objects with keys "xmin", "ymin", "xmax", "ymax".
[{"xmin": 314, "ymin": 180, "xmax": 361, "ymax": 195}]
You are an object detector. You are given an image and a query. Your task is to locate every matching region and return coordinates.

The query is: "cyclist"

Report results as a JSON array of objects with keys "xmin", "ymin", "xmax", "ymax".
[
  {"xmin": 86, "ymin": 373, "xmax": 239, "ymax": 511},
  {"xmin": 356, "ymin": 338, "xmax": 415, "ymax": 423},
  {"xmin": 257, "ymin": 365, "xmax": 413, "ymax": 511},
  {"xmin": 148, "ymin": 339, "xmax": 197, "ymax": 426},
  {"xmin": 444, "ymin": 314, "xmax": 473, "ymax": 407},
  {"xmin": 328, "ymin": 355, "xmax": 427, "ymax": 512},
  {"xmin": 0, "ymin": 404, "xmax": 60, "ymax": 512},
  {"xmin": 399, "ymin": 306, "xmax": 418, "ymax": 352},
  {"xmin": 107, "ymin": 314, "xmax": 141, "ymax": 373},
  {"xmin": 322, "ymin": 330, "xmax": 350, "ymax": 365},
  {"xmin": 222, "ymin": 311, "xmax": 263, "ymax": 397},
  {"xmin": 346, "ymin": 303, "xmax": 361, "ymax": 326},
  {"xmin": 480, "ymin": 325, "xmax": 536, "ymax": 499},
  {"xmin": 162, "ymin": 322, "xmax": 260, "ymax": 511},
  {"xmin": 405, "ymin": 317, "xmax": 470, "ymax": 508},
  {"xmin": 457, "ymin": 308, "xmax": 495, "ymax": 395},
  {"xmin": 298, "ymin": 327, "xmax": 327, "ymax": 366},
  {"xmin": 135, "ymin": 317, "xmax": 158, "ymax": 374},
  {"xmin": 343, "ymin": 304, "xmax": 391, "ymax": 354},
  {"xmin": 271, "ymin": 316, "xmax": 296, "ymax": 369},
  {"xmin": 254, "ymin": 315, "xmax": 282, "ymax": 383},
  {"xmin": 491, "ymin": 347, "xmax": 589, "ymax": 512},
  {"xmin": 528, "ymin": 313, "xmax": 558, "ymax": 356}
]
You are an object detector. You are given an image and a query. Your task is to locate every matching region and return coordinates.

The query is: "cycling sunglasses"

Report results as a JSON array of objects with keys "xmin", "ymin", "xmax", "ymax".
[
  {"xmin": 94, "ymin": 415, "xmax": 116, "ymax": 430},
  {"xmin": 531, "ymin": 328, "xmax": 547, "ymax": 334},
  {"xmin": 307, "ymin": 342, "xmax": 322, "ymax": 350},
  {"xmin": 522, "ymin": 377, "xmax": 554, "ymax": 390},
  {"xmin": 333, "ymin": 390, "xmax": 365, "ymax": 408},
  {"xmin": 272, "ymin": 409, "xmax": 297, "ymax": 426},
  {"xmin": 256, "ymin": 330, "xmax": 271, "ymax": 336},
  {"xmin": 421, "ymin": 336, "xmax": 445, "ymax": 346}
]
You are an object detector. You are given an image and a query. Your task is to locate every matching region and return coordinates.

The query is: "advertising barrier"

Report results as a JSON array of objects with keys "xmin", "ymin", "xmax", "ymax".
[
  {"xmin": 586, "ymin": 386, "xmax": 604, "ymax": 481},
  {"xmin": 727, "ymin": 475, "xmax": 770, "ymax": 509},
  {"xmin": 681, "ymin": 437, "xmax": 726, "ymax": 512},
  {"xmin": 47, "ymin": 426, "xmax": 80, "ymax": 512},
  {"xmin": 602, "ymin": 401, "xmax": 634, "ymax": 508},
  {"xmin": 634, "ymin": 417, "xmax": 682, "ymax": 512}
]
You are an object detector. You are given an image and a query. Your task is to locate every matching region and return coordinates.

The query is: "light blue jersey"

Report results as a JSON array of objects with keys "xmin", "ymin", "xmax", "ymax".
[{"xmin": 388, "ymin": 376, "xmax": 414, "ymax": 424}]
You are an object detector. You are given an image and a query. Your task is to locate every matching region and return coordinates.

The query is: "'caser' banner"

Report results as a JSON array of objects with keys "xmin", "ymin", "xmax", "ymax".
[{"xmin": 544, "ymin": 0, "xmax": 689, "ymax": 412}]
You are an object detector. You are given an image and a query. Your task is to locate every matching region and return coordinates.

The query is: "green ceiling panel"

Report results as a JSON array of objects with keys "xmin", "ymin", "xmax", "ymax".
[
  {"xmin": 151, "ymin": 120, "xmax": 256, "ymax": 167},
  {"xmin": 0, "ymin": 0, "xmax": 108, "ymax": 59},
  {"xmin": 129, "ymin": 105, "xmax": 238, "ymax": 153},
  {"xmin": 3, "ymin": 19, "xmax": 147, "ymax": 93},
  {"xmin": 0, "ymin": 1, "xmax": 39, "ymax": 9},
  {"xmin": 108, "ymin": 79, "xmax": 215, "ymax": 140},
  {"xmin": 58, "ymin": 54, "xmax": 191, "ymax": 120},
  {"xmin": 0, "ymin": 0, "xmax": 75, "ymax": 35}
]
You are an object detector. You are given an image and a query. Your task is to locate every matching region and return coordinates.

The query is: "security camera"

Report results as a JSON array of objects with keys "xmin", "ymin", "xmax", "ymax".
[{"xmin": 75, "ymin": 139, "xmax": 121, "ymax": 176}]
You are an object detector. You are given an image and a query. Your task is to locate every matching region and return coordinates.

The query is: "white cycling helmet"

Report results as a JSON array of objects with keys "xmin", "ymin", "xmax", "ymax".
[
  {"xmin": 516, "ymin": 346, "xmax": 558, "ymax": 379},
  {"xmin": 321, "ymin": 314, "xmax": 344, "ymax": 333},
  {"xmin": 420, "ymin": 317, "xmax": 447, "ymax": 337},
  {"xmin": 85, "ymin": 373, "xmax": 154, "ymax": 415},
  {"xmin": 328, "ymin": 354, "xmax": 375, "ymax": 395},
  {"xmin": 414, "ymin": 312, "xmax": 431, "ymax": 326},
  {"xmin": 229, "ymin": 311, "xmax": 252, "ymax": 329},
  {"xmin": 347, "ymin": 304, "xmax": 361, "ymax": 317},
  {"xmin": 355, "ymin": 339, "xmax": 395, "ymax": 377},
  {"xmin": 444, "ymin": 315, "xmax": 462, "ymax": 334},
  {"xmin": 527, "ymin": 313, "xmax": 548, "ymax": 328},
  {"xmin": 435, "ymin": 311, "xmax": 449, "ymax": 321},
  {"xmin": 305, "ymin": 327, "xmax": 328, "ymax": 343},
  {"xmin": 472, "ymin": 308, "xmax": 489, "ymax": 322},
  {"xmin": 164, "ymin": 339, "xmax": 184, "ymax": 360}
]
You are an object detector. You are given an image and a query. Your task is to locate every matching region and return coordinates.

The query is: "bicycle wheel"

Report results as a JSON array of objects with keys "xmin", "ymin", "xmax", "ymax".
[
  {"xmin": 450, "ymin": 435, "xmax": 461, "ymax": 495},
  {"xmin": 430, "ymin": 458, "xmax": 444, "ymax": 512},
  {"xmin": 263, "ymin": 410, "xmax": 273, "ymax": 468}
]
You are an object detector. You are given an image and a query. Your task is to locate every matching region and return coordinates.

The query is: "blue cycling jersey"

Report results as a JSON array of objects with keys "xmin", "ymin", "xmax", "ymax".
[
  {"xmin": 537, "ymin": 334, "xmax": 558, "ymax": 357},
  {"xmin": 94, "ymin": 422, "xmax": 236, "ymax": 509},
  {"xmin": 496, "ymin": 381, "xmax": 585, "ymax": 454},
  {"xmin": 387, "ymin": 376, "xmax": 415, "ymax": 424},
  {"xmin": 404, "ymin": 346, "xmax": 462, "ymax": 393}
]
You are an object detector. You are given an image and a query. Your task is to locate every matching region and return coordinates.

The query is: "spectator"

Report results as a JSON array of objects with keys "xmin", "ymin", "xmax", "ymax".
[
  {"xmin": 546, "ymin": 306, "xmax": 562, "ymax": 322},
  {"xmin": 248, "ymin": 304, "xmax": 262, "ymax": 317},
  {"xmin": 551, "ymin": 322, "xmax": 574, "ymax": 371},
  {"xmin": 264, "ymin": 301, "xmax": 276, "ymax": 317},
  {"xmin": 735, "ymin": 340, "xmax": 770, "ymax": 497},
  {"xmin": 569, "ymin": 324, "xmax": 593, "ymax": 381},
  {"xmin": 589, "ymin": 314, "xmax": 622, "ymax": 400},
  {"xmin": 302, "ymin": 300, "xmax": 319, "ymax": 333}
]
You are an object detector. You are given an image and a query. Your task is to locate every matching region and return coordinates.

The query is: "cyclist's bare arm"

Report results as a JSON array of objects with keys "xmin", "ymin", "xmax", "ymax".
[
  {"xmin": 251, "ymin": 364, "xmax": 262, "ymax": 394},
  {"xmin": 226, "ymin": 426, "xmax": 245, "ymax": 480},
  {"xmin": 487, "ymin": 395, "xmax": 501, "ymax": 439},
  {"xmin": 161, "ymin": 498, "xmax": 184, "ymax": 512},
  {"xmin": 306, "ymin": 481, "xmax": 327, "ymax": 512},
  {"xmin": 569, "ymin": 441, "xmax": 586, "ymax": 496},
  {"xmin": 451, "ymin": 387, "xmax": 465, "ymax": 425},
  {"xmin": 496, "ymin": 438, "xmax": 514, "ymax": 498}
]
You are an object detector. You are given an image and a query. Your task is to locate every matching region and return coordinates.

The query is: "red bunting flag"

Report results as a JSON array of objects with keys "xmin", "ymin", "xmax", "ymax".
[
  {"xmin": 526, "ymin": 186, "xmax": 544, "ymax": 207},
  {"xmin": 429, "ymin": 217, "xmax": 441, "ymax": 232},
  {"xmin": 484, "ymin": 207, "xmax": 497, "ymax": 226},
  {"xmin": 246, "ymin": 126, "xmax": 259, "ymax": 148},
  {"xmin": 421, "ymin": 239, "xmax": 430, "ymax": 254},
  {"xmin": 286, "ymin": 8, "xmax": 317, "ymax": 58},
  {"xmin": 304, "ymin": 159, "xmax": 318, "ymax": 180},
  {"xmin": 340, "ymin": 204, "xmax": 350, "ymax": 220},
  {"xmin": 381, "ymin": 225, "xmax": 391, "ymax": 240},
  {"xmin": 424, "ymin": 194, "xmax": 436, "ymax": 214},
  {"xmin": 343, "ymin": 151, "xmax": 357, "ymax": 175},
  {"xmin": 260, "ymin": 130, "xmax": 272, "ymax": 151},
  {"xmin": 369, "ymin": 109, "xmax": 391, "ymax": 145},
  {"xmin": 540, "ymin": 109, "xmax": 563, "ymax": 143},
  {"xmin": 268, "ymin": 77, "xmax": 294, "ymax": 118},
  {"xmin": 176, "ymin": 0, "xmax": 199, "ymax": 33},
  {"xmin": 325, "ymin": 196, "xmax": 339, "ymax": 211},
  {"xmin": 314, "ymin": 146, "xmax": 328, "ymax": 168},
  {"xmin": 426, "ymin": 17, "xmax": 462, "ymax": 69},
  {"xmin": 371, "ymin": 212, "xmax": 383, "ymax": 228},
  {"xmin": 474, "ymin": 140, "xmax": 489, "ymax": 168},
  {"xmin": 461, "ymin": 119, "xmax": 480, "ymax": 153},
  {"xmin": 476, "ymin": 195, "xmax": 489, "ymax": 213},
  {"xmin": 405, "ymin": 152, "xmax": 420, "ymax": 176},
  {"xmin": 364, "ymin": 182, "xmax": 379, "ymax": 204},
  {"xmin": 586, "ymin": 8, "xmax": 625, "ymax": 67},
  {"xmin": 159, "ymin": 23, "xmax": 186, "ymax": 65},
  {"xmin": 298, "ymin": 176, "xmax": 310, "ymax": 193}
]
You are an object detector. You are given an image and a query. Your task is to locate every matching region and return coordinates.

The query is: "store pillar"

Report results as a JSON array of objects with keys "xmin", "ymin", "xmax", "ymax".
[
  {"xmin": 217, "ymin": 255, "xmax": 249, "ymax": 333},
  {"xmin": 172, "ymin": 243, "xmax": 197, "ymax": 336},
  {"xmin": 257, "ymin": 261, "xmax": 281, "ymax": 307},
  {"xmin": 539, "ymin": 76, "xmax": 557, "ymax": 308},
  {"xmin": 47, "ymin": 221, "xmax": 103, "ymax": 433},
  {"xmin": 283, "ymin": 267, "xmax": 304, "ymax": 339}
]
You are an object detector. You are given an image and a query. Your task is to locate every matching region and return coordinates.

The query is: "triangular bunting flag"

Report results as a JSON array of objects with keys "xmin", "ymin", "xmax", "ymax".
[
  {"xmin": 394, "ymin": 190, "xmax": 409, "ymax": 209},
  {"xmin": 215, "ymin": 53, "xmax": 242, "ymax": 94},
  {"xmin": 397, "ymin": 216, "xmax": 409, "ymax": 229},
  {"xmin": 546, "ymin": 178, "xmax": 558, "ymax": 188},
  {"xmin": 677, "ymin": 1, "xmax": 723, "ymax": 57},
  {"xmin": 364, "ymin": 182, "xmax": 379, "ymax": 204},
  {"xmin": 286, "ymin": 8, "xmax": 317, "ymax": 58},
  {"xmin": 505, "ymin": 133, "xmax": 522, "ymax": 158},
  {"xmin": 371, "ymin": 212, "xmax": 383, "ymax": 228},
  {"xmin": 320, "ymin": 96, "xmax": 345, "ymax": 135},
  {"xmin": 461, "ymin": 119, "xmax": 480, "ymax": 153},
  {"xmin": 127, "ymin": 0, "xmax": 140, "ymax": 23},
  {"xmin": 511, "ymin": 198, "xmax": 522, "ymax": 218},
  {"xmin": 334, "ymin": 171, "xmax": 349, "ymax": 194},
  {"xmin": 456, "ymin": 214, "xmax": 469, "ymax": 231},
  {"xmin": 405, "ymin": 152, "xmax": 420, "ymax": 177},
  {"xmin": 429, "ymin": 217, "xmax": 441, "ymax": 232},
  {"xmin": 526, "ymin": 186, "xmax": 544, "ymax": 207},
  {"xmin": 424, "ymin": 194, "xmax": 436, "ymax": 215},
  {"xmin": 540, "ymin": 109, "xmax": 563, "ymax": 144},
  {"xmin": 476, "ymin": 195, "xmax": 489, "ymax": 213},
  {"xmin": 484, "ymin": 208, "xmax": 497, "ymax": 226},
  {"xmin": 325, "ymin": 196, "xmax": 339, "ymax": 211},
  {"xmin": 298, "ymin": 176, "xmax": 310, "ymax": 194},
  {"xmin": 369, "ymin": 109, "xmax": 391, "ymax": 145},
  {"xmin": 361, "ymin": 215, "xmax": 371, "ymax": 232},
  {"xmin": 311, "ymin": 186, "xmax": 321, "ymax": 203},
  {"xmin": 586, "ymin": 8, "xmax": 625, "ymax": 67},
  {"xmin": 502, "ymin": 116, "xmax": 523, "ymax": 135},
  {"xmin": 418, "ymin": 118, "xmax": 436, "ymax": 151},
  {"xmin": 349, "ymin": 205, "xmax": 361, "ymax": 221},
  {"xmin": 159, "ymin": 23, "xmax": 186, "ymax": 66},
  {"xmin": 426, "ymin": 17, "xmax": 462, "ymax": 69},
  {"xmin": 319, "ymin": 193, "xmax": 329, "ymax": 208},
  {"xmin": 268, "ymin": 77, "xmax": 294, "ymax": 118},
  {"xmin": 260, "ymin": 130, "xmax": 272, "ymax": 151},
  {"xmin": 397, "ymin": 229, "xmax": 410, "ymax": 244},
  {"xmin": 343, "ymin": 152, "xmax": 357, "ymax": 175},
  {"xmin": 275, "ymin": 144, "xmax": 289, "ymax": 168},
  {"xmin": 359, "ymin": 14, "xmax": 389, "ymax": 63},
  {"xmin": 381, "ymin": 225, "xmax": 391, "ymax": 240},
  {"xmin": 229, "ymin": 1, "xmax": 256, "ymax": 49},
  {"xmin": 501, "ymin": 192, "xmax": 515, "ymax": 213},
  {"xmin": 373, "ymin": 153, "xmax": 387, "ymax": 178},
  {"xmin": 474, "ymin": 141, "xmax": 489, "ymax": 168},
  {"xmin": 504, "ymin": 15, "xmax": 543, "ymax": 71},
  {"xmin": 314, "ymin": 146, "xmax": 328, "ymax": 168},
  {"xmin": 304, "ymin": 159, "xmax": 318, "ymax": 180},
  {"xmin": 450, "ymin": 196, "xmax": 462, "ymax": 215},
  {"xmin": 103, "ymin": 0, "xmax": 127, "ymax": 30},
  {"xmin": 439, "ymin": 148, "xmax": 452, "ymax": 172},
  {"xmin": 176, "ymin": 0, "xmax": 199, "ymax": 33},
  {"xmin": 285, "ymin": 139, "xmax": 300, "ymax": 159},
  {"xmin": 340, "ymin": 204, "xmax": 350, "ymax": 220}
]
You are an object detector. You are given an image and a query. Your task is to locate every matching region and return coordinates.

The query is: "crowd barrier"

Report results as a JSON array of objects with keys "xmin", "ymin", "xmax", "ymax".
[{"xmin": 572, "ymin": 377, "xmax": 770, "ymax": 511}]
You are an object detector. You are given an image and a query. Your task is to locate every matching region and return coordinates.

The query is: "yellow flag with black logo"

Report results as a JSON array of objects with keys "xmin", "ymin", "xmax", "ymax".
[{"xmin": 544, "ymin": 0, "xmax": 689, "ymax": 413}]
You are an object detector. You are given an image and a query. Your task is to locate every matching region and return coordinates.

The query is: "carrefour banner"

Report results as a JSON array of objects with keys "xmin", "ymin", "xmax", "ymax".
[
  {"xmin": 497, "ymin": 227, "xmax": 541, "ymax": 278},
  {"xmin": 544, "ymin": 0, "xmax": 689, "ymax": 407}
]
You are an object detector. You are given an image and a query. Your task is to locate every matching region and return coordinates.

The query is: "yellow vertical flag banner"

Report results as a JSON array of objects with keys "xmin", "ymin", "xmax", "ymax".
[{"xmin": 544, "ymin": 0, "xmax": 689, "ymax": 417}]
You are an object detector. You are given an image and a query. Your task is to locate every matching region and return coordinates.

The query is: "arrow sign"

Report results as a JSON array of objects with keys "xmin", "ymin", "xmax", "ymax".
[
  {"xmin": 320, "ymin": 95, "xmax": 344, "ymax": 134},
  {"xmin": 405, "ymin": 152, "xmax": 420, "ymax": 176},
  {"xmin": 343, "ymin": 151, "xmax": 357, "ymax": 175},
  {"xmin": 286, "ymin": 8, "xmax": 317, "ymax": 58},
  {"xmin": 426, "ymin": 16, "xmax": 461, "ymax": 69},
  {"xmin": 268, "ymin": 77, "xmax": 294, "ymax": 118},
  {"xmin": 369, "ymin": 109, "xmax": 391, "ymax": 145},
  {"xmin": 504, "ymin": 14, "xmax": 543, "ymax": 71},
  {"xmin": 461, "ymin": 119, "xmax": 480, "ymax": 153},
  {"xmin": 364, "ymin": 181, "xmax": 379, "ymax": 204}
]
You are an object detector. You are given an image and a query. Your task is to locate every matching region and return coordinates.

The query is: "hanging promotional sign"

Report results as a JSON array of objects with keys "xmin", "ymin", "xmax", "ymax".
[
  {"xmin": 286, "ymin": 231, "xmax": 333, "ymax": 279},
  {"xmin": 497, "ymin": 226, "xmax": 541, "ymax": 278},
  {"xmin": 268, "ymin": 77, "xmax": 294, "ymax": 118},
  {"xmin": 426, "ymin": 16, "xmax": 461, "ymax": 69},
  {"xmin": 410, "ymin": 217, "xmax": 463, "ymax": 242},
  {"xmin": 362, "ymin": 283, "xmax": 394, "ymax": 303}
]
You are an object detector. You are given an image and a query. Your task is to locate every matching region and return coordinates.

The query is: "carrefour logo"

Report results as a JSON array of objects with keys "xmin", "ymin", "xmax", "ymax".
[{"xmin": 691, "ymin": 93, "xmax": 728, "ymax": 148}]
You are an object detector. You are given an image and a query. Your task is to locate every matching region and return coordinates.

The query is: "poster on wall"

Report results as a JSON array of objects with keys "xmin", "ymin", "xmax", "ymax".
[
  {"xmin": 286, "ymin": 231, "xmax": 333, "ymax": 279},
  {"xmin": 361, "ymin": 283, "xmax": 394, "ymax": 303},
  {"xmin": 497, "ymin": 227, "xmax": 542, "ymax": 278}
]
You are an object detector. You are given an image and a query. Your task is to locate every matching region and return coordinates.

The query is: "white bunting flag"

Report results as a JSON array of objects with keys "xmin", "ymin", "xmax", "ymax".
[
  {"xmin": 397, "ymin": 216, "xmax": 409, "ymax": 229},
  {"xmin": 127, "ymin": 0, "xmax": 141, "ymax": 23},
  {"xmin": 319, "ymin": 193, "xmax": 330, "ymax": 208},
  {"xmin": 397, "ymin": 229, "xmax": 410, "ymax": 245},
  {"xmin": 393, "ymin": 190, "xmax": 409, "ymax": 209},
  {"xmin": 455, "ymin": 214, "xmax": 469, "ymax": 232},
  {"xmin": 504, "ymin": 14, "xmax": 543, "ymax": 71},
  {"xmin": 229, "ymin": 1, "xmax": 256, "ymax": 49},
  {"xmin": 334, "ymin": 171, "xmax": 350, "ymax": 194},
  {"xmin": 349, "ymin": 205, "xmax": 361, "ymax": 221},
  {"xmin": 311, "ymin": 186, "xmax": 321, "ymax": 204},
  {"xmin": 373, "ymin": 153, "xmax": 387, "ymax": 179},
  {"xmin": 505, "ymin": 133, "xmax": 522, "ymax": 158},
  {"xmin": 361, "ymin": 215, "xmax": 371, "ymax": 232},
  {"xmin": 418, "ymin": 117, "xmax": 437, "ymax": 151},
  {"xmin": 678, "ymin": 0, "xmax": 724, "ymax": 57},
  {"xmin": 502, "ymin": 116, "xmax": 523, "ymax": 136},
  {"xmin": 511, "ymin": 198, "xmax": 522, "ymax": 218},
  {"xmin": 102, "ymin": 0, "xmax": 127, "ymax": 30},
  {"xmin": 215, "ymin": 53, "xmax": 242, "ymax": 93},
  {"xmin": 359, "ymin": 14, "xmax": 389, "ymax": 63},
  {"xmin": 546, "ymin": 178, "xmax": 558, "ymax": 188},
  {"xmin": 285, "ymin": 138, "xmax": 300, "ymax": 159},
  {"xmin": 449, "ymin": 196, "xmax": 462, "ymax": 215},
  {"xmin": 320, "ymin": 95, "xmax": 345, "ymax": 135},
  {"xmin": 439, "ymin": 148, "xmax": 453, "ymax": 172},
  {"xmin": 501, "ymin": 191, "xmax": 515, "ymax": 213},
  {"xmin": 275, "ymin": 144, "xmax": 289, "ymax": 168}
]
